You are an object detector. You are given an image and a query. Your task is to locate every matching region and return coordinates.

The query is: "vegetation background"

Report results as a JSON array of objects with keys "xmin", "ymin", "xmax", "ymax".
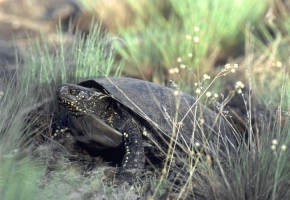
[{"xmin": 0, "ymin": 0, "xmax": 290, "ymax": 199}]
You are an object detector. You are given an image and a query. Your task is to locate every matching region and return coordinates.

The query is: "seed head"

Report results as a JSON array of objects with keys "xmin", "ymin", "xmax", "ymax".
[
  {"xmin": 195, "ymin": 88, "xmax": 201, "ymax": 94},
  {"xmin": 203, "ymin": 74, "xmax": 210, "ymax": 80},
  {"xmin": 276, "ymin": 61, "xmax": 282, "ymax": 67},
  {"xmin": 173, "ymin": 90, "xmax": 180, "ymax": 96},
  {"xmin": 199, "ymin": 119, "xmax": 205, "ymax": 124},
  {"xmin": 235, "ymin": 81, "xmax": 245, "ymax": 89},
  {"xmin": 271, "ymin": 145, "xmax": 276, "ymax": 151},
  {"xmin": 180, "ymin": 64, "xmax": 186, "ymax": 68},
  {"xmin": 206, "ymin": 154, "xmax": 212, "ymax": 164},
  {"xmin": 281, "ymin": 145, "xmax": 287, "ymax": 151},
  {"xmin": 225, "ymin": 64, "xmax": 231, "ymax": 69},
  {"xmin": 185, "ymin": 34, "xmax": 192, "ymax": 40},
  {"xmin": 194, "ymin": 27, "xmax": 200, "ymax": 32},
  {"xmin": 169, "ymin": 68, "xmax": 179, "ymax": 74}
]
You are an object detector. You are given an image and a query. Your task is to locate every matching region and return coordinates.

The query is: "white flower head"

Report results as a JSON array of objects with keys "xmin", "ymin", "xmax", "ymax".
[
  {"xmin": 271, "ymin": 145, "xmax": 276, "ymax": 151},
  {"xmin": 173, "ymin": 90, "xmax": 180, "ymax": 96},
  {"xmin": 203, "ymin": 74, "xmax": 211, "ymax": 80},
  {"xmin": 225, "ymin": 64, "xmax": 231, "ymax": 69},
  {"xmin": 281, "ymin": 145, "xmax": 287, "ymax": 151},
  {"xmin": 276, "ymin": 61, "xmax": 282, "ymax": 67},
  {"xmin": 196, "ymin": 88, "xmax": 201, "ymax": 94},
  {"xmin": 235, "ymin": 81, "xmax": 245, "ymax": 89},
  {"xmin": 185, "ymin": 34, "xmax": 192, "ymax": 40}
]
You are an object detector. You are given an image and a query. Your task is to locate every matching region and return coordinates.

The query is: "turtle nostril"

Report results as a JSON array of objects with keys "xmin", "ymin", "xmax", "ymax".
[{"xmin": 58, "ymin": 85, "xmax": 69, "ymax": 94}]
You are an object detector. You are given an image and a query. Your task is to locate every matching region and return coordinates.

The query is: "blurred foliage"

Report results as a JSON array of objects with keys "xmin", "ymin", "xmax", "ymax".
[{"xmin": 83, "ymin": 0, "xmax": 268, "ymax": 87}]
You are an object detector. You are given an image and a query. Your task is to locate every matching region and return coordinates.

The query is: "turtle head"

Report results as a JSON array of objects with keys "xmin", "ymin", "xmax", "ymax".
[{"xmin": 57, "ymin": 84, "xmax": 104, "ymax": 115}]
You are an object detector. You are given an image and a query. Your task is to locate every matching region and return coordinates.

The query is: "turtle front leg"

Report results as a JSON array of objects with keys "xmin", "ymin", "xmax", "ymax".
[
  {"xmin": 51, "ymin": 118, "xmax": 70, "ymax": 140},
  {"xmin": 121, "ymin": 121, "xmax": 145, "ymax": 170}
]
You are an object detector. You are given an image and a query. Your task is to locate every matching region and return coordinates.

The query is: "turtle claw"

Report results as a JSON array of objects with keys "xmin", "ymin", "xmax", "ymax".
[
  {"xmin": 117, "ymin": 168, "xmax": 143, "ymax": 184},
  {"xmin": 51, "ymin": 118, "xmax": 70, "ymax": 140}
]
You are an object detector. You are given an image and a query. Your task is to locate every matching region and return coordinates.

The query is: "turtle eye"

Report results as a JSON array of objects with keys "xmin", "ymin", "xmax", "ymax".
[{"xmin": 69, "ymin": 89, "xmax": 80, "ymax": 95}]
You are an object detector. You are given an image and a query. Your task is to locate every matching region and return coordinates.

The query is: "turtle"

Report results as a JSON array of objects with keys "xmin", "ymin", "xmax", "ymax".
[{"xmin": 56, "ymin": 77, "xmax": 238, "ymax": 174}]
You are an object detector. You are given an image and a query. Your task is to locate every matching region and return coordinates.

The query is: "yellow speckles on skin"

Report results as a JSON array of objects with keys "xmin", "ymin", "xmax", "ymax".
[
  {"xmin": 107, "ymin": 114, "xmax": 114, "ymax": 123},
  {"xmin": 124, "ymin": 133, "xmax": 128, "ymax": 138},
  {"xmin": 60, "ymin": 90, "xmax": 107, "ymax": 116},
  {"xmin": 52, "ymin": 126, "xmax": 69, "ymax": 139},
  {"xmin": 123, "ymin": 156, "xmax": 129, "ymax": 167},
  {"xmin": 142, "ymin": 128, "xmax": 147, "ymax": 137}
]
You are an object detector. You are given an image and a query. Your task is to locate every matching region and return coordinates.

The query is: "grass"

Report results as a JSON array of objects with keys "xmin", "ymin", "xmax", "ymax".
[
  {"xmin": 0, "ymin": 69, "xmax": 47, "ymax": 199},
  {"xmin": 110, "ymin": 0, "xmax": 268, "ymax": 84},
  {"xmin": 2, "ymin": 0, "xmax": 290, "ymax": 199},
  {"xmin": 0, "ymin": 24, "xmax": 126, "ymax": 199}
]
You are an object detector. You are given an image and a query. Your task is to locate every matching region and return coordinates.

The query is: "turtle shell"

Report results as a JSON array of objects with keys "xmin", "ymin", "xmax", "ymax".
[{"xmin": 77, "ymin": 77, "xmax": 238, "ymax": 156}]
